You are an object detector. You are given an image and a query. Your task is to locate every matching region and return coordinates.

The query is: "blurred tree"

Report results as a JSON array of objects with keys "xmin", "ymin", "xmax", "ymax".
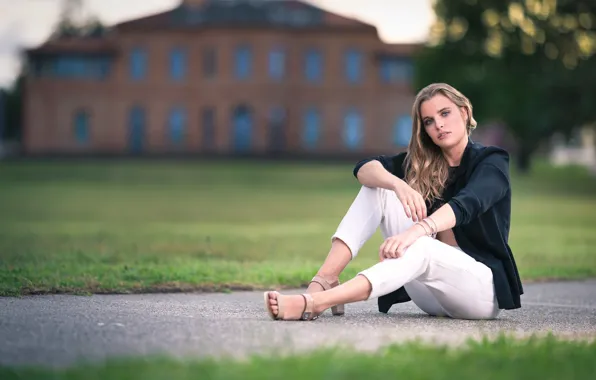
[
  {"xmin": 3, "ymin": 0, "xmax": 107, "ymax": 142},
  {"xmin": 414, "ymin": 0, "xmax": 596, "ymax": 172},
  {"xmin": 1, "ymin": 72, "xmax": 24, "ymax": 141},
  {"xmin": 50, "ymin": 0, "xmax": 107, "ymax": 39}
]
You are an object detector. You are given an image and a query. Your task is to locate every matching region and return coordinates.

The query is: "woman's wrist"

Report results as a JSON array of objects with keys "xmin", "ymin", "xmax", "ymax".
[{"xmin": 411, "ymin": 223, "xmax": 428, "ymax": 238}]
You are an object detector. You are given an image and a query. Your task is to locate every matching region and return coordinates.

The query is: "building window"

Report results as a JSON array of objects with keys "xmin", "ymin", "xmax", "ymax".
[
  {"xmin": 268, "ymin": 47, "xmax": 286, "ymax": 80},
  {"xmin": 380, "ymin": 57, "xmax": 413, "ymax": 83},
  {"xmin": 203, "ymin": 47, "xmax": 217, "ymax": 78},
  {"xmin": 343, "ymin": 108, "xmax": 363, "ymax": 150},
  {"xmin": 393, "ymin": 115, "xmax": 413, "ymax": 147},
  {"xmin": 345, "ymin": 49, "xmax": 362, "ymax": 83},
  {"xmin": 73, "ymin": 109, "xmax": 90, "ymax": 144},
  {"xmin": 170, "ymin": 47, "xmax": 187, "ymax": 81},
  {"xmin": 232, "ymin": 104, "xmax": 253, "ymax": 152},
  {"xmin": 202, "ymin": 107, "xmax": 215, "ymax": 150},
  {"xmin": 305, "ymin": 49, "xmax": 322, "ymax": 82},
  {"xmin": 128, "ymin": 106, "xmax": 146, "ymax": 153},
  {"xmin": 130, "ymin": 48, "xmax": 147, "ymax": 81},
  {"xmin": 268, "ymin": 106, "xmax": 287, "ymax": 153},
  {"xmin": 302, "ymin": 107, "xmax": 321, "ymax": 149},
  {"xmin": 235, "ymin": 45, "xmax": 252, "ymax": 80},
  {"xmin": 35, "ymin": 55, "xmax": 111, "ymax": 80},
  {"xmin": 168, "ymin": 107, "xmax": 187, "ymax": 145}
]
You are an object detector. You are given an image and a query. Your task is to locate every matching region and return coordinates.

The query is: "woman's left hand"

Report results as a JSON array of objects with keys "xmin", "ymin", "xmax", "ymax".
[{"xmin": 379, "ymin": 224, "xmax": 427, "ymax": 261}]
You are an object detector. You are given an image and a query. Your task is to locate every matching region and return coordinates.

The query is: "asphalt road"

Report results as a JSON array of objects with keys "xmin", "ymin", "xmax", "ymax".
[{"xmin": 1, "ymin": 280, "xmax": 596, "ymax": 368}]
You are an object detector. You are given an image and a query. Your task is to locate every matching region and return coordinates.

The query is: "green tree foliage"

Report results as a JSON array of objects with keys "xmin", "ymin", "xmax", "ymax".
[
  {"xmin": 50, "ymin": 0, "xmax": 107, "ymax": 39},
  {"xmin": 1, "ymin": 73, "xmax": 23, "ymax": 141},
  {"xmin": 414, "ymin": 0, "xmax": 596, "ymax": 172}
]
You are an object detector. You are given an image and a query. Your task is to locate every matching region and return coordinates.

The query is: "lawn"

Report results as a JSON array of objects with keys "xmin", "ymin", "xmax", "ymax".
[
  {"xmin": 1, "ymin": 158, "xmax": 595, "ymax": 296},
  {"xmin": 2, "ymin": 335, "xmax": 595, "ymax": 380}
]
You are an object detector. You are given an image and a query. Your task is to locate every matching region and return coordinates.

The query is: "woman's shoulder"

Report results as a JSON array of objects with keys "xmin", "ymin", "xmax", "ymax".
[{"xmin": 467, "ymin": 142, "xmax": 510, "ymax": 169}]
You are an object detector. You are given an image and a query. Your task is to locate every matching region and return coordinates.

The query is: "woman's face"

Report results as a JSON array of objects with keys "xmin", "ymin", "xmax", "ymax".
[{"xmin": 419, "ymin": 94, "xmax": 468, "ymax": 150}]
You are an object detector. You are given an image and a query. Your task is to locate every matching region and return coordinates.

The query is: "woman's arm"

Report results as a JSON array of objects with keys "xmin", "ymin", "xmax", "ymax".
[
  {"xmin": 356, "ymin": 160, "xmax": 427, "ymax": 222},
  {"xmin": 448, "ymin": 150, "xmax": 510, "ymax": 226},
  {"xmin": 356, "ymin": 160, "xmax": 403, "ymax": 190},
  {"xmin": 379, "ymin": 150, "xmax": 510, "ymax": 259}
]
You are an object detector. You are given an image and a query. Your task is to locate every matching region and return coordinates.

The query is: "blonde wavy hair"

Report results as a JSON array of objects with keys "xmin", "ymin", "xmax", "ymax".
[{"xmin": 404, "ymin": 83, "xmax": 477, "ymax": 203}]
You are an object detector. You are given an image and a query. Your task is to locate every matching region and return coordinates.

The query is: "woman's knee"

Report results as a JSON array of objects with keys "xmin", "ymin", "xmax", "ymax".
[{"xmin": 406, "ymin": 236, "xmax": 435, "ymax": 258}]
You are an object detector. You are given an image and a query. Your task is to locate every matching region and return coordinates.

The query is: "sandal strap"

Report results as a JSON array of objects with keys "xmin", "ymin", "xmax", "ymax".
[
  {"xmin": 300, "ymin": 294, "xmax": 316, "ymax": 320},
  {"xmin": 310, "ymin": 275, "xmax": 339, "ymax": 290}
]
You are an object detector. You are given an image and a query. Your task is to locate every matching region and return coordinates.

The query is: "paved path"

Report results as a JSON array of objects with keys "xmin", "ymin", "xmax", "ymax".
[{"xmin": 1, "ymin": 280, "xmax": 596, "ymax": 368}]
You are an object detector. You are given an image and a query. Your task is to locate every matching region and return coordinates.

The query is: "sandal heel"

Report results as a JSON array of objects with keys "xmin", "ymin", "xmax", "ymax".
[
  {"xmin": 311, "ymin": 275, "xmax": 345, "ymax": 316},
  {"xmin": 331, "ymin": 303, "xmax": 344, "ymax": 316}
]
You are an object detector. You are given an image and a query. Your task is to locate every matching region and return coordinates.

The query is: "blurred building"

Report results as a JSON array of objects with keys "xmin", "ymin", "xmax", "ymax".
[{"xmin": 22, "ymin": 0, "xmax": 420, "ymax": 157}]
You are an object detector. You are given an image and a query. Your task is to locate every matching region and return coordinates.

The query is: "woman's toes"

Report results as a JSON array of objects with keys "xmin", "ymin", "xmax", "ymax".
[{"xmin": 267, "ymin": 292, "xmax": 279, "ymax": 316}]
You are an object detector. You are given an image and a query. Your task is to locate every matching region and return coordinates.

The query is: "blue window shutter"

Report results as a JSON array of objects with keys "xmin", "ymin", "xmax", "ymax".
[
  {"xmin": 128, "ymin": 106, "xmax": 146, "ymax": 152},
  {"xmin": 302, "ymin": 107, "xmax": 320, "ymax": 149},
  {"xmin": 269, "ymin": 48, "xmax": 285, "ymax": 80},
  {"xmin": 345, "ymin": 50, "xmax": 362, "ymax": 83},
  {"xmin": 235, "ymin": 45, "xmax": 252, "ymax": 79},
  {"xmin": 233, "ymin": 105, "xmax": 252, "ymax": 151},
  {"xmin": 74, "ymin": 110, "xmax": 89, "ymax": 144},
  {"xmin": 380, "ymin": 58, "xmax": 413, "ymax": 83},
  {"xmin": 170, "ymin": 48, "xmax": 187, "ymax": 81},
  {"xmin": 343, "ymin": 109, "xmax": 363, "ymax": 150},
  {"xmin": 130, "ymin": 48, "xmax": 148, "ymax": 80},
  {"xmin": 169, "ymin": 107, "xmax": 186, "ymax": 144},
  {"xmin": 305, "ymin": 49, "xmax": 322, "ymax": 82}
]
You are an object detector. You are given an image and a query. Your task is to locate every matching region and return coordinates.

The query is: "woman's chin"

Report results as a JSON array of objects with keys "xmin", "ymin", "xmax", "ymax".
[{"xmin": 434, "ymin": 135, "xmax": 463, "ymax": 150}]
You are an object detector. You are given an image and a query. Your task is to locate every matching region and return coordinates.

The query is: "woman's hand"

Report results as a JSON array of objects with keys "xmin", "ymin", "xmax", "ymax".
[
  {"xmin": 379, "ymin": 224, "xmax": 427, "ymax": 261},
  {"xmin": 392, "ymin": 180, "xmax": 427, "ymax": 222}
]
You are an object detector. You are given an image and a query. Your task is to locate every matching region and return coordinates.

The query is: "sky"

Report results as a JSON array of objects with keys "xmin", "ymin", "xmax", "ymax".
[{"xmin": 0, "ymin": 0, "xmax": 435, "ymax": 88}]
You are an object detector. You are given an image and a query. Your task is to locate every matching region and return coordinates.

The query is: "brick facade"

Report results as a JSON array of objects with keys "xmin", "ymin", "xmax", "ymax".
[{"xmin": 23, "ymin": 0, "xmax": 421, "ymax": 157}]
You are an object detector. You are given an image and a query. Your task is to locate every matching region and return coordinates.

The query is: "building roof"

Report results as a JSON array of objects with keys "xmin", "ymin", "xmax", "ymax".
[
  {"xmin": 26, "ymin": 1, "xmax": 420, "ymax": 56},
  {"xmin": 26, "ymin": 37, "xmax": 118, "ymax": 56},
  {"xmin": 114, "ymin": 0, "xmax": 377, "ymax": 33}
]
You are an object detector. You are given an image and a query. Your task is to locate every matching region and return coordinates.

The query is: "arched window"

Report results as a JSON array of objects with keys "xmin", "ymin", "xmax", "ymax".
[
  {"xmin": 235, "ymin": 45, "xmax": 252, "ymax": 80},
  {"xmin": 343, "ymin": 108, "xmax": 363, "ymax": 150},
  {"xmin": 128, "ymin": 106, "xmax": 146, "ymax": 153},
  {"xmin": 345, "ymin": 49, "xmax": 362, "ymax": 83},
  {"xmin": 168, "ymin": 107, "xmax": 187, "ymax": 145},
  {"xmin": 73, "ymin": 109, "xmax": 90, "ymax": 144},
  {"xmin": 305, "ymin": 49, "xmax": 322, "ymax": 82},
  {"xmin": 302, "ymin": 107, "xmax": 320, "ymax": 149},
  {"xmin": 232, "ymin": 104, "xmax": 253, "ymax": 152},
  {"xmin": 268, "ymin": 106, "xmax": 287, "ymax": 153},
  {"xmin": 169, "ymin": 47, "xmax": 187, "ymax": 81},
  {"xmin": 130, "ymin": 47, "xmax": 148, "ymax": 81}
]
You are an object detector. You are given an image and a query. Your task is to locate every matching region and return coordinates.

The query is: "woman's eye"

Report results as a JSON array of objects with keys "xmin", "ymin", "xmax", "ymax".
[
  {"xmin": 441, "ymin": 111, "xmax": 450, "ymax": 117},
  {"xmin": 424, "ymin": 119, "xmax": 432, "ymax": 126}
]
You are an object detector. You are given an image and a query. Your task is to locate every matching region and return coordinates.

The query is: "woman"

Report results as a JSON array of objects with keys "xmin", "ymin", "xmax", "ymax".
[{"xmin": 264, "ymin": 83, "xmax": 523, "ymax": 321}]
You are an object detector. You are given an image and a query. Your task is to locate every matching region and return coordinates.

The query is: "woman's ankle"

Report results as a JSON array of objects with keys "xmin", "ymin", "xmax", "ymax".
[{"xmin": 314, "ymin": 273, "xmax": 340, "ymax": 286}]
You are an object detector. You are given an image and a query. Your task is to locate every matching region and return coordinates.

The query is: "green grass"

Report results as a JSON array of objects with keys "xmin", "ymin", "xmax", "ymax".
[
  {"xmin": 1, "ymin": 335, "xmax": 595, "ymax": 379},
  {"xmin": 1, "ymin": 158, "xmax": 595, "ymax": 296}
]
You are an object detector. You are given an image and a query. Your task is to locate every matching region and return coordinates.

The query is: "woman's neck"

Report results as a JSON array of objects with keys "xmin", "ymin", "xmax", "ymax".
[{"xmin": 442, "ymin": 136, "xmax": 468, "ymax": 167}]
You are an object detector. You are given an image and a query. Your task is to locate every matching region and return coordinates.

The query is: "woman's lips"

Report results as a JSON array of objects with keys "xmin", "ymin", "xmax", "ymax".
[{"xmin": 438, "ymin": 132, "xmax": 451, "ymax": 140}]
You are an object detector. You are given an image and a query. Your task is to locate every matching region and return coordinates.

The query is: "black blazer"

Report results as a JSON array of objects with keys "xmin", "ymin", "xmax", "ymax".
[{"xmin": 353, "ymin": 138, "xmax": 523, "ymax": 312}]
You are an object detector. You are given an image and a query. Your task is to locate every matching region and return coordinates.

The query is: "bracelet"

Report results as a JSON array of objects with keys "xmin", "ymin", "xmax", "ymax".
[
  {"xmin": 415, "ymin": 221, "xmax": 431, "ymax": 236},
  {"xmin": 423, "ymin": 220, "xmax": 437, "ymax": 238},
  {"xmin": 423, "ymin": 217, "xmax": 438, "ymax": 235}
]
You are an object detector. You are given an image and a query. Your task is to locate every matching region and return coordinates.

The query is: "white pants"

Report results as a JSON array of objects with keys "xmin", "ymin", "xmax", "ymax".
[{"xmin": 332, "ymin": 186, "xmax": 500, "ymax": 320}]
